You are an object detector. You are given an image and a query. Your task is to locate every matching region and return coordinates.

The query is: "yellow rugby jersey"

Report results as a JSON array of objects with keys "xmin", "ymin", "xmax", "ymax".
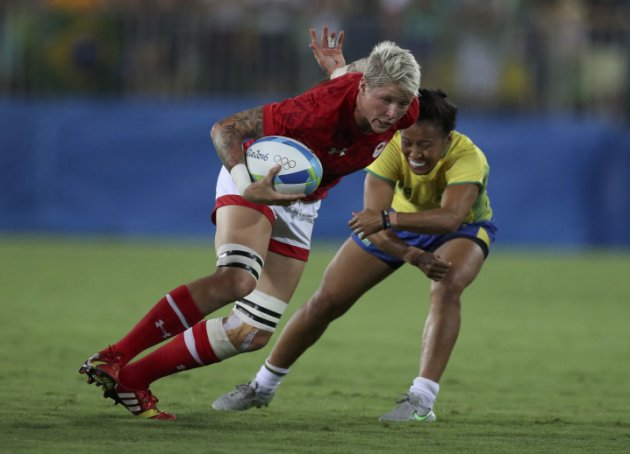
[{"xmin": 367, "ymin": 130, "xmax": 493, "ymax": 223}]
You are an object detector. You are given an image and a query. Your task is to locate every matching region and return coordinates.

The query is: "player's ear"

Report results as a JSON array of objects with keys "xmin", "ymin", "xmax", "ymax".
[{"xmin": 359, "ymin": 76, "xmax": 368, "ymax": 94}]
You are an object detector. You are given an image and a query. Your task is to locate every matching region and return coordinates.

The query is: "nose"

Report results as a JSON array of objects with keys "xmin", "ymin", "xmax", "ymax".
[
  {"xmin": 386, "ymin": 103, "xmax": 405, "ymax": 120},
  {"xmin": 385, "ymin": 104, "xmax": 396, "ymax": 119},
  {"xmin": 409, "ymin": 146, "xmax": 423, "ymax": 160}
]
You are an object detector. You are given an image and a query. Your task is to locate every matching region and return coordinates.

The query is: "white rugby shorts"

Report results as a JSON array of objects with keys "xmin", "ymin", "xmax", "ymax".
[{"xmin": 213, "ymin": 166, "xmax": 321, "ymax": 261}]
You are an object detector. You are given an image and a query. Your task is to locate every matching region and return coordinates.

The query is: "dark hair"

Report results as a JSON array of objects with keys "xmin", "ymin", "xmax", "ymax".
[{"xmin": 417, "ymin": 88, "xmax": 457, "ymax": 135}]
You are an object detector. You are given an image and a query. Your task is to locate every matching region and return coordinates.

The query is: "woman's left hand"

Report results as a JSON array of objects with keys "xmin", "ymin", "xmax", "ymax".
[
  {"xmin": 348, "ymin": 209, "xmax": 384, "ymax": 239},
  {"xmin": 309, "ymin": 25, "xmax": 345, "ymax": 76}
]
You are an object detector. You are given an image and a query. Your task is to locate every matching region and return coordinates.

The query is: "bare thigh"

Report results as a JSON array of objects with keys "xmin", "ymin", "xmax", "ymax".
[
  {"xmin": 215, "ymin": 205, "xmax": 273, "ymax": 258},
  {"xmin": 257, "ymin": 251, "xmax": 307, "ymax": 303},
  {"xmin": 431, "ymin": 238, "xmax": 486, "ymax": 296},
  {"xmin": 309, "ymin": 238, "xmax": 396, "ymax": 316}
]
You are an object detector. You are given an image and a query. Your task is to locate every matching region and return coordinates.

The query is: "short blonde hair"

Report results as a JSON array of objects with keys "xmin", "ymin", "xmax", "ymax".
[{"xmin": 364, "ymin": 41, "xmax": 421, "ymax": 96}]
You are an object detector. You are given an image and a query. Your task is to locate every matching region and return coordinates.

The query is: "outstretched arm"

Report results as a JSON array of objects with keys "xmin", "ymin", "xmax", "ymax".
[
  {"xmin": 349, "ymin": 183, "xmax": 480, "ymax": 236},
  {"xmin": 352, "ymin": 174, "xmax": 451, "ymax": 281}
]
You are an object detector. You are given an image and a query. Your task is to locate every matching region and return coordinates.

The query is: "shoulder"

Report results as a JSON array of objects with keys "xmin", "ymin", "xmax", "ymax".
[
  {"xmin": 443, "ymin": 132, "xmax": 490, "ymax": 182},
  {"xmin": 450, "ymin": 132, "xmax": 487, "ymax": 161}
]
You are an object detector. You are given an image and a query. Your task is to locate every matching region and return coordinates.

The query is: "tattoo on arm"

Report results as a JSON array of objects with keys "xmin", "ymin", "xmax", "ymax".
[{"xmin": 211, "ymin": 106, "xmax": 263, "ymax": 169}]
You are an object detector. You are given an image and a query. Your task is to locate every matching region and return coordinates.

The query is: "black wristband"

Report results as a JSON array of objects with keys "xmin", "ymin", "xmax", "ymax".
[{"xmin": 381, "ymin": 210, "xmax": 392, "ymax": 230}]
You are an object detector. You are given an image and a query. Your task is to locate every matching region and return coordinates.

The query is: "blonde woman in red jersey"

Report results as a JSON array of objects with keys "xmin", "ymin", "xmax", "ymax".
[{"xmin": 79, "ymin": 26, "xmax": 421, "ymax": 420}]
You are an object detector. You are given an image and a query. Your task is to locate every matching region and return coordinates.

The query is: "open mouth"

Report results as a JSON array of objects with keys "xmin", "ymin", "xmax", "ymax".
[
  {"xmin": 408, "ymin": 159, "xmax": 430, "ymax": 172},
  {"xmin": 409, "ymin": 159, "xmax": 426, "ymax": 169}
]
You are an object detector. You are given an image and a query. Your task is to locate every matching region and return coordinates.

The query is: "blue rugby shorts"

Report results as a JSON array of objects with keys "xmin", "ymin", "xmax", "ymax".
[{"xmin": 351, "ymin": 220, "xmax": 498, "ymax": 269}]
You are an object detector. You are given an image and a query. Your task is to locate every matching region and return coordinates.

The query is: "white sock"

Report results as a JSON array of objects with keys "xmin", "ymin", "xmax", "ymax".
[
  {"xmin": 254, "ymin": 358, "xmax": 290, "ymax": 393},
  {"xmin": 409, "ymin": 376, "xmax": 440, "ymax": 409}
]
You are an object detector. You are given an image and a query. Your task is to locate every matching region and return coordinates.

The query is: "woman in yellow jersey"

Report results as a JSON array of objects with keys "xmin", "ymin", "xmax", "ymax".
[
  {"xmin": 346, "ymin": 88, "xmax": 496, "ymax": 422},
  {"xmin": 212, "ymin": 29, "xmax": 497, "ymax": 423}
]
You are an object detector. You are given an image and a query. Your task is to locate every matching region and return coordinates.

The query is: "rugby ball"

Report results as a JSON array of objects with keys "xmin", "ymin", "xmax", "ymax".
[{"xmin": 245, "ymin": 136, "xmax": 323, "ymax": 195}]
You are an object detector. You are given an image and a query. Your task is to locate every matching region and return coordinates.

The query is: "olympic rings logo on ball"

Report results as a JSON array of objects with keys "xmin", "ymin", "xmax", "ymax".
[{"xmin": 274, "ymin": 154, "xmax": 296, "ymax": 170}]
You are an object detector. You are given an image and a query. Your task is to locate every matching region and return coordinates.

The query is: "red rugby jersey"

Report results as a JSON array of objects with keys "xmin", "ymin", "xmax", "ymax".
[{"xmin": 262, "ymin": 72, "xmax": 419, "ymax": 201}]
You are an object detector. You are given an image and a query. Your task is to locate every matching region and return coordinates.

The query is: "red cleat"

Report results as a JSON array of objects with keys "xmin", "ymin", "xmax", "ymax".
[
  {"xmin": 79, "ymin": 345, "xmax": 123, "ymax": 391},
  {"xmin": 105, "ymin": 385, "xmax": 176, "ymax": 420}
]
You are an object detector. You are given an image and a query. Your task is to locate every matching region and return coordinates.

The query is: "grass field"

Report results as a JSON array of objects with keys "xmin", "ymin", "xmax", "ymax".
[{"xmin": 1, "ymin": 235, "xmax": 629, "ymax": 453}]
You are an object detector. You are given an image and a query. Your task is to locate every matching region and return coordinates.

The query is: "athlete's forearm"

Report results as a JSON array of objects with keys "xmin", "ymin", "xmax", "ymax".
[
  {"xmin": 391, "ymin": 209, "xmax": 463, "ymax": 234},
  {"xmin": 368, "ymin": 230, "xmax": 415, "ymax": 261}
]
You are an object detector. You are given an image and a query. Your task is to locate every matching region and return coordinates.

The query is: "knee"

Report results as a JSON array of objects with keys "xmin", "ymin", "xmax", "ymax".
[
  {"xmin": 191, "ymin": 269, "xmax": 257, "ymax": 311},
  {"xmin": 303, "ymin": 288, "xmax": 345, "ymax": 322},
  {"xmin": 217, "ymin": 269, "xmax": 258, "ymax": 301},
  {"xmin": 221, "ymin": 313, "xmax": 274, "ymax": 354},
  {"xmin": 429, "ymin": 284, "xmax": 463, "ymax": 313},
  {"xmin": 219, "ymin": 290, "xmax": 287, "ymax": 354},
  {"xmin": 205, "ymin": 315, "xmax": 272, "ymax": 360},
  {"xmin": 215, "ymin": 242, "xmax": 264, "ymax": 300}
]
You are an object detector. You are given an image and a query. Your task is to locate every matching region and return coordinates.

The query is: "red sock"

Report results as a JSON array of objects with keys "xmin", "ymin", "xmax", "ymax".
[
  {"xmin": 119, "ymin": 320, "xmax": 220, "ymax": 390},
  {"xmin": 111, "ymin": 285, "xmax": 204, "ymax": 365}
]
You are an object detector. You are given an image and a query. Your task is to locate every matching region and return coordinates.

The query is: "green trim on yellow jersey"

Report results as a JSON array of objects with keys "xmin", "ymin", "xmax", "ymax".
[{"xmin": 367, "ymin": 130, "xmax": 493, "ymax": 223}]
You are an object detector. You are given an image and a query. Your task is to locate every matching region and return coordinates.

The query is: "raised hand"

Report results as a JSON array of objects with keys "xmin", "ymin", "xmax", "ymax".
[{"xmin": 309, "ymin": 25, "xmax": 346, "ymax": 76}]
